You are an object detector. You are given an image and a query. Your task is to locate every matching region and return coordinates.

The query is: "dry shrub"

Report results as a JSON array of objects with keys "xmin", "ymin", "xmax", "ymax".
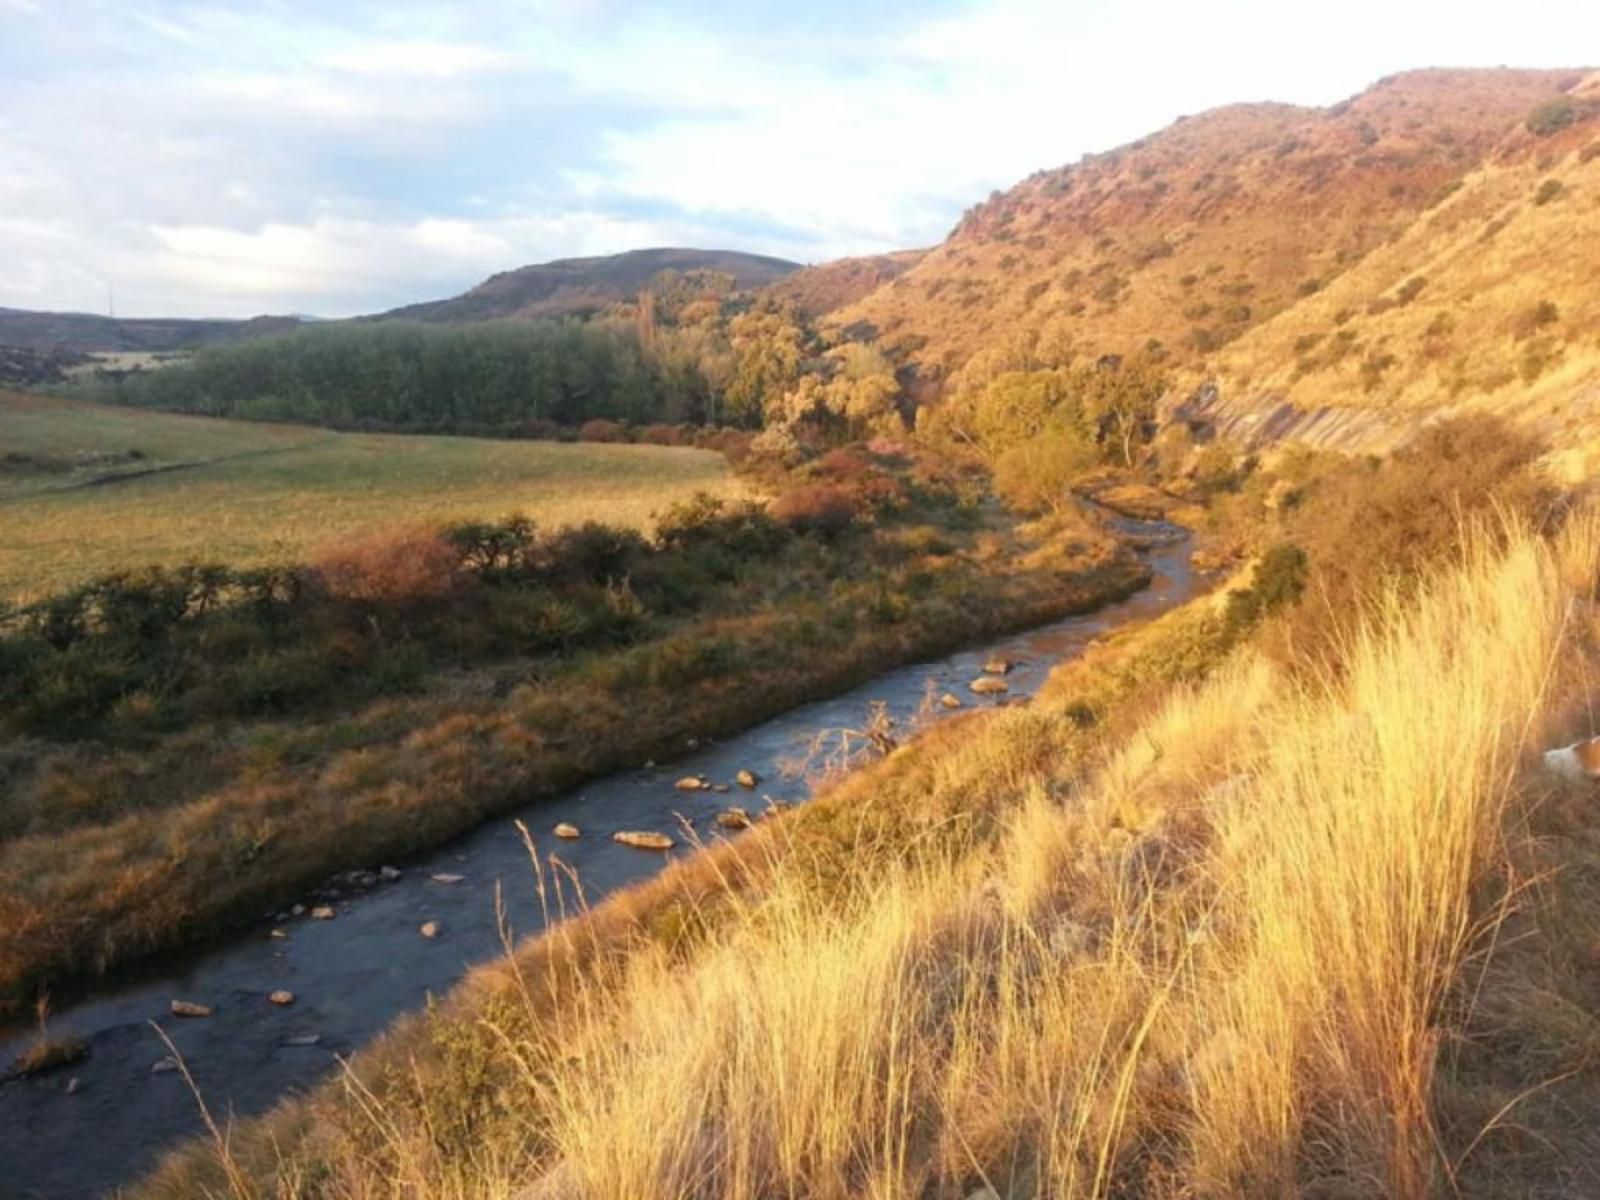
[
  {"xmin": 577, "ymin": 418, "xmax": 629, "ymax": 443},
  {"xmin": 636, "ymin": 423, "xmax": 694, "ymax": 446},
  {"xmin": 771, "ymin": 484, "xmax": 860, "ymax": 538},
  {"xmin": 311, "ymin": 529, "xmax": 469, "ymax": 606}
]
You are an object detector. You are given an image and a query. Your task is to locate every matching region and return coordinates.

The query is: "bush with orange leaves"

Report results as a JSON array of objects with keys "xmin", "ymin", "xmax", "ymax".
[
  {"xmin": 310, "ymin": 529, "xmax": 471, "ymax": 607},
  {"xmin": 770, "ymin": 484, "xmax": 860, "ymax": 539}
]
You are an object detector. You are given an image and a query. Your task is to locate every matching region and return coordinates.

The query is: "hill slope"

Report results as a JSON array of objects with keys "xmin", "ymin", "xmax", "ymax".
[
  {"xmin": 376, "ymin": 247, "xmax": 802, "ymax": 323},
  {"xmin": 0, "ymin": 307, "xmax": 300, "ymax": 355},
  {"xmin": 835, "ymin": 68, "xmax": 1591, "ymax": 407},
  {"xmin": 1200, "ymin": 71, "xmax": 1600, "ymax": 453}
]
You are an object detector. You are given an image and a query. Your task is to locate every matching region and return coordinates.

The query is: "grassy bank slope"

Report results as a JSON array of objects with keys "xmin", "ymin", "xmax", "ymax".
[{"xmin": 137, "ymin": 513, "xmax": 1600, "ymax": 1198}]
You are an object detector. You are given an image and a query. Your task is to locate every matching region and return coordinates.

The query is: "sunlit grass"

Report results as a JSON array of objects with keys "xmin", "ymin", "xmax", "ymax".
[{"xmin": 0, "ymin": 392, "xmax": 746, "ymax": 603}]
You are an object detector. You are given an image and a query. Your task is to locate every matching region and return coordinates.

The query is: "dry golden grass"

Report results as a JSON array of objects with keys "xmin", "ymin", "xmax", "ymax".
[
  {"xmin": 0, "ymin": 392, "xmax": 747, "ymax": 603},
  {"xmin": 135, "ymin": 516, "xmax": 1600, "ymax": 1198}
]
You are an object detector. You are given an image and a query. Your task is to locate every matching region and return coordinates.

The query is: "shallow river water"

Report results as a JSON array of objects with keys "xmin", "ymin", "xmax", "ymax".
[{"xmin": 0, "ymin": 519, "xmax": 1194, "ymax": 1199}]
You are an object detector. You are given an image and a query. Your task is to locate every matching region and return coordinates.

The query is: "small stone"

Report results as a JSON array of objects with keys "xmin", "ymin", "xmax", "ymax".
[
  {"xmin": 268, "ymin": 990, "xmax": 295, "ymax": 1006},
  {"xmin": 939, "ymin": 693, "xmax": 962, "ymax": 710},
  {"xmin": 715, "ymin": 808, "xmax": 752, "ymax": 830},
  {"xmin": 982, "ymin": 657, "xmax": 1011, "ymax": 675},
  {"xmin": 379, "ymin": 865, "xmax": 402, "ymax": 882},
  {"xmin": 711, "ymin": 783, "xmax": 730, "ymax": 794},
  {"xmin": 290, "ymin": 904, "xmax": 305, "ymax": 916},
  {"xmin": 613, "ymin": 830, "xmax": 675, "ymax": 851},
  {"xmin": 736, "ymin": 768, "xmax": 759, "ymax": 788},
  {"xmin": 169, "ymin": 999, "xmax": 212, "ymax": 1018},
  {"xmin": 310, "ymin": 905, "xmax": 336, "ymax": 920},
  {"xmin": 644, "ymin": 759, "xmax": 656, "ymax": 768},
  {"xmin": 283, "ymin": 1034, "xmax": 321, "ymax": 1047},
  {"xmin": 419, "ymin": 921, "xmax": 441, "ymax": 939},
  {"xmin": 553, "ymin": 822, "xmax": 581, "ymax": 839},
  {"xmin": 268, "ymin": 928, "xmax": 289, "ymax": 940},
  {"xmin": 429, "ymin": 873, "xmax": 464, "ymax": 885},
  {"xmin": 151, "ymin": 1056, "xmax": 179, "ymax": 1074},
  {"xmin": 674, "ymin": 776, "xmax": 706, "ymax": 791},
  {"xmin": 686, "ymin": 738, "xmax": 700, "ymax": 749},
  {"xmin": 969, "ymin": 676, "xmax": 1010, "ymax": 696},
  {"xmin": 65, "ymin": 1076, "xmax": 80, "ymax": 1095}
]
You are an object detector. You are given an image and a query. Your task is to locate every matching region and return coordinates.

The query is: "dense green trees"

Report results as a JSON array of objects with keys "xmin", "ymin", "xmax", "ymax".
[{"xmin": 87, "ymin": 321, "xmax": 679, "ymax": 434}]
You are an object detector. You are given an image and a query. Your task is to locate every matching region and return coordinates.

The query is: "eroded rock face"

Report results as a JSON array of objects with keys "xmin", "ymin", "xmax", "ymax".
[{"xmin": 1545, "ymin": 736, "xmax": 1600, "ymax": 781}]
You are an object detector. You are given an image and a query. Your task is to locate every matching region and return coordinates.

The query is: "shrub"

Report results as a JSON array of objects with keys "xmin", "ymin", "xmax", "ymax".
[
  {"xmin": 1513, "ymin": 300, "xmax": 1560, "ymax": 339},
  {"xmin": 577, "ymin": 419, "xmax": 629, "ymax": 443},
  {"xmin": 1533, "ymin": 179, "xmax": 1564, "ymax": 206},
  {"xmin": 311, "ymin": 530, "xmax": 468, "ymax": 606},
  {"xmin": 771, "ymin": 485, "xmax": 860, "ymax": 539},
  {"xmin": 541, "ymin": 523, "xmax": 649, "ymax": 585},
  {"xmin": 636, "ymin": 423, "xmax": 693, "ymax": 446},
  {"xmin": 1527, "ymin": 98, "xmax": 1576, "ymax": 136},
  {"xmin": 655, "ymin": 493, "xmax": 789, "ymax": 559}
]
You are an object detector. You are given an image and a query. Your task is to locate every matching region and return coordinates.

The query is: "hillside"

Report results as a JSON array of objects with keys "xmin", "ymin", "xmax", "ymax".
[
  {"xmin": 1201, "ymin": 71, "xmax": 1600, "ymax": 454},
  {"xmin": 761, "ymin": 249, "xmax": 928, "ymax": 318},
  {"xmin": 0, "ymin": 307, "xmax": 300, "ymax": 355},
  {"xmin": 375, "ymin": 247, "xmax": 802, "ymax": 323},
  {"xmin": 834, "ymin": 69, "xmax": 1592, "ymax": 407}
]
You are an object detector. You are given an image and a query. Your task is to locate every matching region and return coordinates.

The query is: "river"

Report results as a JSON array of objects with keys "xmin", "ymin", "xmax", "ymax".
[{"xmin": 0, "ymin": 518, "xmax": 1195, "ymax": 1199}]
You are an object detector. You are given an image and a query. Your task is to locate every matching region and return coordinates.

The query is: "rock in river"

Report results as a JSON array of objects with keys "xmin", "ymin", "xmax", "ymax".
[
  {"xmin": 309, "ymin": 905, "xmax": 336, "ymax": 920},
  {"xmin": 613, "ymin": 830, "xmax": 675, "ymax": 851},
  {"xmin": 939, "ymin": 693, "xmax": 962, "ymax": 710},
  {"xmin": 169, "ymin": 1000, "xmax": 212, "ymax": 1018},
  {"xmin": 674, "ymin": 776, "xmax": 707, "ymax": 791},
  {"xmin": 268, "ymin": 990, "xmax": 295, "ymax": 1007},
  {"xmin": 982, "ymin": 657, "xmax": 1012, "ymax": 675},
  {"xmin": 736, "ymin": 768, "xmax": 760, "ymax": 788},
  {"xmin": 419, "ymin": 921, "xmax": 441, "ymax": 939},
  {"xmin": 715, "ymin": 808, "xmax": 752, "ymax": 830},
  {"xmin": 969, "ymin": 676, "xmax": 1010, "ymax": 696},
  {"xmin": 553, "ymin": 822, "xmax": 581, "ymax": 839}
]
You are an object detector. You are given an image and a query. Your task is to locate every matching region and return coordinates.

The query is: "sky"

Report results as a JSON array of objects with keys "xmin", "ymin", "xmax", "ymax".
[{"xmin": 1, "ymin": 0, "xmax": 1594, "ymax": 319}]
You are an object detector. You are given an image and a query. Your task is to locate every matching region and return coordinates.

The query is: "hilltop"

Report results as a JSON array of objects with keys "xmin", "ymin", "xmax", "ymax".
[
  {"xmin": 832, "ymin": 67, "xmax": 1597, "ymax": 448},
  {"xmin": 374, "ymin": 246, "xmax": 802, "ymax": 323}
]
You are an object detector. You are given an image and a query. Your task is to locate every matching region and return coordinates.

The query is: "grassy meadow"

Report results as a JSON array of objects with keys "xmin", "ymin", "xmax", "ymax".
[{"xmin": 0, "ymin": 391, "xmax": 746, "ymax": 603}]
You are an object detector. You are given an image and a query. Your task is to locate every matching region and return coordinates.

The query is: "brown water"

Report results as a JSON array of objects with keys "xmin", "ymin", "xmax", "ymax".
[{"xmin": 0, "ymin": 519, "xmax": 1195, "ymax": 1199}]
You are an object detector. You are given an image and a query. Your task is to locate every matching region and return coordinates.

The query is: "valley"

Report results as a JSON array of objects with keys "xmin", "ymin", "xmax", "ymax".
[{"xmin": 2, "ymin": 53, "xmax": 1599, "ymax": 1200}]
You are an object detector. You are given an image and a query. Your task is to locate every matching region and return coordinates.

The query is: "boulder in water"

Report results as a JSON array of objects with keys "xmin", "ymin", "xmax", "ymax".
[
  {"xmin": 169, "ymin": 1000, "xmax": 211, "ymax": 1018},
  {"xmin": 268, "ymin": 990, "xmax": 295, "ymax": 1007},
  {"xmin": 939, "ymin": 693, "xmax": 962, "ymax": 710},
  {"xmin": 969, "ymin": 677, "xmax": 1009, "ymax": 696},
  {"xmin": 613, "ymin": 830, "xmax": 675, "ymax": 851},
  {"xmin": 736, "ymin": 769, "xmax": 760, "ymax": 788},
  {"xmin": 553, "ymin": 822, "xmax": 581, "ymax": 839}
]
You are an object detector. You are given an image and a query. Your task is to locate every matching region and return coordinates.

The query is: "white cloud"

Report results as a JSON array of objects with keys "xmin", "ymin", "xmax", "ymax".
[{"xmin": 0, "ymin": 0, "xmax": 1590, "ymax": 317}]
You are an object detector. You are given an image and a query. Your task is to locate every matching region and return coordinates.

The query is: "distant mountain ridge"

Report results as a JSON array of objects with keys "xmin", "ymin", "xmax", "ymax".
[
  {"xmin": 0, "ymin": 308, "xmax": 301, "ymax": 355},
  {"xmin": 374, "ymin": 247, "xmax": 803, "ymax": 323}
]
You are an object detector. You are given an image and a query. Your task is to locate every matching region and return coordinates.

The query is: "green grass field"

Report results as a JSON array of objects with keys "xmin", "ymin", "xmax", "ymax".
[{"xmin": 0, "ymin": 391, "xmax": 747, "ymax": 604}]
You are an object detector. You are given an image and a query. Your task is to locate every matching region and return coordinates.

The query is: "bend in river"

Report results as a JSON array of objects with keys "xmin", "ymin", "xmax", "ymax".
[{"xmin": 0, "ymin": 518, "xmax": 1195, "ymax": 1200}]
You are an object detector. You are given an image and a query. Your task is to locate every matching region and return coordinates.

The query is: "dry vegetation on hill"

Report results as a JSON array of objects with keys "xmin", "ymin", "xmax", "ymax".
[
  {"xmin": 826, "ymin": 68, "xmax": 1600, "ymax": 458},
  {"xmin": 1214, "ymin": 72, "xmax": 1600, "ymax": 447}
]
